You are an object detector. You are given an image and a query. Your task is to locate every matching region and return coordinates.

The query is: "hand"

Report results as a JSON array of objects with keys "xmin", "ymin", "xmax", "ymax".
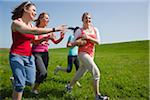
[
  {"xmin": 60, "ymin": 32, "xmax": 65, "ymax": 39},
  {"xmin": 56, "ymin": 25, "xmax": 67, "ymax": 32},
  {"xmin": 82, "ymin": 34, "xmax": 88, "ymax": 39},
  {"xmin": 47, "ymin": 32, "xmax": 56, "ymax": 39},
  {"xmin": 76, "ymin": 38, "xmax": 87, "ymax": 46}
]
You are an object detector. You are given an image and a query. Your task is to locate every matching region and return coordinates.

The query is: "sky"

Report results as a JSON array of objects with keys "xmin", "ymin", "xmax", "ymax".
[{"xmin": 0, "ymin": 0, "xmax": 148, "ymax": 48}]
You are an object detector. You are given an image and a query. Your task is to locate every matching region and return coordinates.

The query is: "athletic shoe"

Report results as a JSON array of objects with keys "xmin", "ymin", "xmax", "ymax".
[
  {"xmin": 54, "ymin": 65, "xmax": 60, "ymax": 75},
  {"xmin": 96, "ymin": 95, "xmax": 109, "ymax": 100},
  {"xmin": 76, "ymin": 81, "xmax": 82, "ymax": 88},
  {"xmin": 10, "ymin": 77, "xmax": 14, "ymax": 85},
  {"xmin": 65, "ymin": 84, "xmax": 72, "ymax": 94},
  {"xmin": 31, "ymin": 89, "xmax": 39, "ymax": 95}
]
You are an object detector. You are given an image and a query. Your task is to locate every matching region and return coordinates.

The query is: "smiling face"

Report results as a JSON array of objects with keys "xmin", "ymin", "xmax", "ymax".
[
  {"xmin": 40, "ymin": 14, "xmax": 49, "ymax": 27},
  {"xmin": 82, "ymin": 12, "xmax": 92, "ymax": 26},
  {"xmin": 24, "ymin": 4, "xmax": 37, "ymax": 21}
]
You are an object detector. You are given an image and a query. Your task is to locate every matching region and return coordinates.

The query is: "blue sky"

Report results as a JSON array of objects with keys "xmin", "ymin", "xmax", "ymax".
[{"xmin": 0, "ymin": 0, "xmax": 148, "ymax": 48}]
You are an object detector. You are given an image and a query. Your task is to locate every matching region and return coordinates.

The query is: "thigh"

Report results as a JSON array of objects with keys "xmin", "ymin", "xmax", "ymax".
[
  {"xmin": 33, "ymin": 53, "xmax": 46, "ymax": 73},
  {"xmin": 9, "ymin": 54, "xmax": 26, "ymax": 87},
  {"xmin": 79, "ymin": 52, "xmax": 97, "ymax": 71},
  {"xmin": 23, "ymin": 55, "xmax": 36, "ymax": 86},
  {"xmin": 42, "ymin": 52, "xmax": 49, "ymax": 69},
  {"xmin": 67, "ymin": 56, "xmax": 73, "ymax": 69},
  {"xmin": 74, "ymin": 56, "xmax": 80, "ymax": 70}
]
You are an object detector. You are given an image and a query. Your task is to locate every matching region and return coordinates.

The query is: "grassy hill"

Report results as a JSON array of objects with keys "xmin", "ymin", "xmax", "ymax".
[{"xmin": 0, "ymin": 40, "xmax": 149, "ymax": 100}]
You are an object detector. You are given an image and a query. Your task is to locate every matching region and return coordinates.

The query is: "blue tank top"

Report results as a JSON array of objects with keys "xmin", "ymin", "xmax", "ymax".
[{"xmin": 68, "ymin": 35, "xmax": 78, "ymax": 56}]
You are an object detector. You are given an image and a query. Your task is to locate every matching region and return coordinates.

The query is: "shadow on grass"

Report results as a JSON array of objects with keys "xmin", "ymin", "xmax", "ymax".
[
  {"xmin": 46, "ymin": 77, "xmax": 69, "ymax": 84},
  {"xmin": 0, "ymin": 77, "xmax": 74, "ymax": 99}
]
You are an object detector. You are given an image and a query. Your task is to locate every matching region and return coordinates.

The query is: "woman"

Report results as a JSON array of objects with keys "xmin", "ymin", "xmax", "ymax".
[
  {"xmin": 54, "ymin": 27, "xmax": 82, "ymax": 87},
  {"xmin": 31, "ymin": 12, "xmax": 65, "ymax": 94},
  {"xmin": 9, "ymin": 1, "xmax": 66, "ymax": 100},
  {"xmin": 65, "ymin": 12, "xmax": 109, "ymax": 100}
]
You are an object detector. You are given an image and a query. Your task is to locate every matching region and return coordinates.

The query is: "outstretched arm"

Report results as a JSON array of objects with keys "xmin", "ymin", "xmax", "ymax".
[{"xmin": 12, "ymin": 20, "xmax": 67, "ymax": 35}]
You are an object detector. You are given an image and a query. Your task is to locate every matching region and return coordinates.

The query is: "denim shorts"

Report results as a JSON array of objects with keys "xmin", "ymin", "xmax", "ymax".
[{"xmin": 9, "ymin": 53, "xmax": 36, "ymax": 92}]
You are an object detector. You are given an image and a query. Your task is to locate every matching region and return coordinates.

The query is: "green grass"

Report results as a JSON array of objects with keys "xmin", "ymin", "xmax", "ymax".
[{"xmin": 0, "ymin": 40, "xmax": 149, "ymax": 100}]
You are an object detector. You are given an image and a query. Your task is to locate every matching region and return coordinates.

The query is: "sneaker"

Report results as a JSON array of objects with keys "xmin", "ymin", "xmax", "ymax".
[
  {"xmin": 96, "ymin": 95, "xmax": 109, "ymax": 100},
  {"xmin": 10, "ymin": 77, "xmax": 14, "ymax": 86},
  {"xmin": 54, "ymin": 65, "xmax": 60, "ymax": 75},
  {"xmin": 65, "ymin": 84, "xmax": 72, "ymax": 94},
  {"xmin": 76, "ymin": 81, "xmax": 81, "ymax": 88},
  {"xmin": 31, "ymin": 89, "xmax": 39, "ymax": 95}
]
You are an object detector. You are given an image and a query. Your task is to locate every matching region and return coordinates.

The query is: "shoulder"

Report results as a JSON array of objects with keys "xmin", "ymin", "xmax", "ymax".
[
  {"xmin": 12, "ymin": 18, "xmax": 24, "ymax": 28},
  {"xmin": 93, "ymin": 27, "xmax": 99, "ymax": 32}
]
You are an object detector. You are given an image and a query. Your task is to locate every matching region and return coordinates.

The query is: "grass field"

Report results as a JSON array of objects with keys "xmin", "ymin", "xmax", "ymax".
[{"xmin": 0, "ymin": 40, "xmax": 149, "ymax": 100}]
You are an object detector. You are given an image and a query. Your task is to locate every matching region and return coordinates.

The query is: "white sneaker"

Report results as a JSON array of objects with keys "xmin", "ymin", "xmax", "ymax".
[
  {"xmin": 76, "ymin": 81, "xmax": 81, "ymax": 88},
  {"xmin": 95, "ymin": 95, "xmax": 109, "ymax": 100},
  {"xmin": 65, "ymin": 84, "xmax": 72, "ymax": 94},
  {"xmin": 10, "ymin": 76, "xmax": 14, "ymax": 86},
  {"xmin": 54, "ymin": 65, "xmax": 61, "ymax": 75},
  {"xmin": 31, "ymin": 89, "xmax": 39, "ymax": 95}
]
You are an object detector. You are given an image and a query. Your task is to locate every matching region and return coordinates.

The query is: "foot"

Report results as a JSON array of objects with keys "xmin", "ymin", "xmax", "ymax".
[
  {"xmin": 76, "ymin": 81, "xmax": 82, "ymax": 88},
  {"xmin": 54, "ymin": 65, "xmax": 61, "ymax": 75},
  {"xmin": 10, "ymin": 76, "xmax": 14, "ymax": 86},
  {"xmin": 31, "ymin": 89, "xmax": 39, "ymax": 95},
  {"xmin": 96, "ymin": 95, "xmax": 109, "ymax": 100},
  {"xmin": 65, "ymin": 84, "xmax": 72, "ymax": 94}
]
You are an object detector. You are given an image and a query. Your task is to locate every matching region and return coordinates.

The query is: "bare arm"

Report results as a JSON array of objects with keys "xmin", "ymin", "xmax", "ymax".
[
  {"xmin": 51, "ymin": 32, "xmax": 64, "ymax": 44},
  {"xmin": 12, "ymin": 20, "xmax": 67, "ymax": 35},
  {"xmin": 82, "ymin": 27, "xmax": 100, "ymax": 45},
  {"xmin": 32, "ymin": 35, "xmax": 49, "ymax": 45}
]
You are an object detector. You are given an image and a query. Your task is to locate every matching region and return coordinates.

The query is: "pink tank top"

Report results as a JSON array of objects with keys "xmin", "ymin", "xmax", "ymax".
[
  {"xmin": 32, "ymin": 35, "xmax": 49, "ymax": 52},
  {"xmin": 78, "ymin": 28, "xmax": 97, "ymax": 57}
]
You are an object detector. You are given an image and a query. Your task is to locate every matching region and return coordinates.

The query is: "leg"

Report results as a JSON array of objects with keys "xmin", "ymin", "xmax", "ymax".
[
  {"xmin": 9, "ymin": 54, "xmax": 27, "ymax": 100},
  {"xmin": 70, "ymin": 64, "xmax": 87, "ymax": 86},
  {"xmin": 12, "ymin": 89, "xmax": 22, "ymax": 100},
  {"xmin": 78, "ymin": 52, "xmax": 100, "ymax": 96},
  {"xmin": 74, "ymin": 56, "xmax": 79, "ymax": 71},
  {"xmin": 32, "ymin": 53, "xmax": 47, "ymax": 93},
  {"xmin": 34, "ymin": 53, "xmax": 47, "ymax": 83},
  {"xmin": 66, "ymin": 56, "xmax": 73, "ymax": 73},
  {"xmin": 54, "ymin": 55, "xmax": 73, "ymax": 74}
]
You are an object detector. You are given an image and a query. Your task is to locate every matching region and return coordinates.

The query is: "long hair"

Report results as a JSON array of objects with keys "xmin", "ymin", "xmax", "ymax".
[
  {"xmin": 68, "ymin": 26, "xmax": 80, "ymax": 33},
  {"xmin": 11, "ymin": 1, "xmax": 35, "ymax": 20},
  {"xmin": 34, "ymin": 12, "xmax": 49, "ymax": 27}
]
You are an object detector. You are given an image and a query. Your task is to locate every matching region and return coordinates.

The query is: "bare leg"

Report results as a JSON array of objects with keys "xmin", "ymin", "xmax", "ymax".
[
  {"xmin": 32, "ymin": 83, "xmax": 40, "ymax": 90},
  {"xmin": 12, "ymin": 89, "xmax": 22, "ymax": 100}
]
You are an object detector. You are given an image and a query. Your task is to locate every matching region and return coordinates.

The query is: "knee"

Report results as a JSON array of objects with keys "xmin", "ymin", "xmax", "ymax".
[
  {"xmin": 66, "ymin": 69, "xmax": 71, "ymax": 73},
  {"xmin": 40, "ymin": 72, "xmax": 47, "ymax": 79},
  {"xmin": 93, "ymin": 70, "xmax": 100, "ymax": 80},
  {"xmin": 15, "ymin": 86, "xmax": 24, "ymax": 92}
]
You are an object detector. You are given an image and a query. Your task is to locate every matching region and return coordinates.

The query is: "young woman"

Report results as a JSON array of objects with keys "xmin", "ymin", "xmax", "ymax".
[
  {"xmin": 65, "ymin": 12, "xmax": 109, "ymax": 100},
  {"xmin": 54, "ymin": 27, "xmax": 82, "ymax": 87},
  {"xmin": 31, "ymin": 12, "xmax": 65, "ymax": 94},
  {"xmin": 9, "ymin": 1, "xmax": 66, "ymax": 100}
]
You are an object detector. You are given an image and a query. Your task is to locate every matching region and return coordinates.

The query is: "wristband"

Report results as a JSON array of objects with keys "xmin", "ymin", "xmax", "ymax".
[{"xmin": 52, "ymin": 28, "xmax": 55, "ymax": 32}]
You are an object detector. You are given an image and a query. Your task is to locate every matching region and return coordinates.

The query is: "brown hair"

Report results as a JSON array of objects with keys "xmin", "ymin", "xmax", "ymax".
[
  {"xmin": 81, "ymin": 12, "xmax": 91, "ymax": 21},
  {"xmin": 11, "ymin": 1, "xmax": 35, "ymax": 20},
  {"xmin": 34, "ymin": 12, "xmax": 49, "ymax": 27}
]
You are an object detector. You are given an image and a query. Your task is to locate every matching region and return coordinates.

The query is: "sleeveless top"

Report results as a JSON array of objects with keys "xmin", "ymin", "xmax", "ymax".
[
  {"xmin": 32, "ymin": 35, "xmax": 49, "ymax": 53},
  {"xmin": 78, "ymin": 28, "xmax": 97, "ymax": 57},
  {"xmin": 10, "ymin": 19, "xmax": 34, "ymax": 56},
  {"xmin": 68, "ymin": 35, "xmax": 78, "ymax": 56}
]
